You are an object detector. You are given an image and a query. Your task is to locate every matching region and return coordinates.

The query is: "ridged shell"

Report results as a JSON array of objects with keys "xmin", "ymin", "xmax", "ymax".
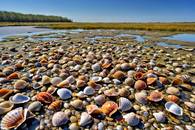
[
  {"xmin": 112, "ymin": 71, "xmax": 125, "ymax": 80},
  {"xmin": 123, "ymin": 112, "xmax": 140, "ymax": 126},
  {"xmin": 165, "ymin": 95, "xmax": 179, "ymax": 103},
  {"xmin": 165, "ymin": 102, "xmax": 183, "ymax": 116},
  {"xmin": 14, "ymin": 80, "xmax": 27, "ymax": 90},
  {"xmin": 79, "ymin": 112, "xmax": 93, "ymax": 127},
  {"xmin": 28, "ymin": 101, "xmax": 42, "ymax": 112},
  {"xmin": 0, "ymin": 101, "xmax": 14, "ymax": 115},
  {"xmin": 134, "ymin": 80, "xmax": 147, "ymax": 91},
  {"xmin": 166, "ymin": 87, "xmax": 180, "ymax": 96},
  {"xmin": 57, "ymin": 88, "xmax": 72, "ymax": 100},
  {"xmin": 0, "ymin": 88, "xmax": 13, "ymax": 99},
  {"xmin": 52, "ymin": 111, "xmax": 68, "ymax": 126},
  {"xmin": 94, "ymin": 95, "xmax": 106, "ymax": 106},
  {"xmin": 119, "ymin": 97, "xmax": 132, "ymax": 112},
  {"xmin": 36, "ymin": 92, "xmax": 54, "ymax": 104},
  {"xmin": 101, "ymin": 101, "xmax": 118, "ymax": 117},
  {"xmin": 147, "ymin": 90, "xmax": 164, "ymax": 102},
  {"xmin": 83, "ymin": 87, "xmax": 95, "ymax": 95},
  {"xmin": 9, "ymin": 93, "xmax": 30, "ymax": 104},
  {"xmin": 153, "ymin": 112, "xmax": 166, "ymax": 122},
  {"xmin": 7, "ymin": 72, "xmax": 20, "ymax": 80},
  {"xmin": 48, "ymin": 100, "xmax": 63, "ymax": 111},
  {"xmin": 118, "ymin": 88, "xmax": 130, "ymax": 97},
  {"xmin": 135, "ymin": 91, "xmax": 148, "ymax": 104}
]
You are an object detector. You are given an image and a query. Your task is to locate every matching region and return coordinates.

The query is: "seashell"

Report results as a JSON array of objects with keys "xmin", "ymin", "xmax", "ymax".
[
  {"xmin": 147, "ymin": 90, "xmax": 164, "ymax": 102},
  {"xmin": 79, "ymin": 112, "xmax": 93, "ymax": 127},
  {"xmin": 41, "ymin": 75, "xmax": 50, "ymax": 85},
  {"xmin": 166, "ymin": 87, "xmax": 180, "ymax": 96},
  {"xmin": 180, "ymin": 83, "xmax": 192, "ymax": 91},
  {"xmin": 135, "ymin": 91, "xmax": 148, "ymax": 104},
  {"xmin": 176, "ymin": 75, "xmax": 191, "ymax": 83},
  {"xmin": 153, "ymin": 112, "xmax": 166, "ymax": 123},
  {"xmin": 184, "ymin": 102, "xmax": 195, "ymax": 112},
  {"xmin": 104, "ymin": 89, "xmax": 118, "ymax": 97},
  {"xmin": 36, "ymin": 92, "xmax": 54, "ymax": 104},
  {"xmin": 101, "ymin": 101, "xmax": 118, "ymax": 117},
  {"xmin": 146, "ymin": 77, "xmax": 157, "ymax": 85},
  {"xmin": 14, "ymin": 80, "xmax": 27, "ymax": 90},
  {"xmin": 0, "ymin": 88, "xmax": 13, "ymax": 99},
  {"xmin": 1, "ymin": 107, "xmax": 35, "ymax": 130},
  {"xmin": 90, "ymin": 76, "xmax": 102, "ymax": 82},
  {"xmin": 57, "ymin": 88, "xmax": 72, "ymax": 100},
  {"xmin": 165, "ymin": 101, "xmax": 183, "ymax": 116},
  {"xmin": 48, "ymin": 100, "xmax": 63, "ymax": 111},
  {"xmin": 124, "ymin": 78, "xmax": 135, "ymax": 86},
  {"xmin": 86, "ymin": 104, "xmax": 103, "ymax": 115},
  {"xmin": 120, "ymin": 63, "xmax": 131, "ymax": 71},
  {"xmin": 66, "ymin": 75, "xmax": 76, "ymax": 84},
  {"xmin": 2, "ymin": 67, "xmax": 14, "ymax": 76},
  {"xmin": 118, "ymin": 88, "xmax": 130, "ymax": 97},
  {"xmin": 118, "ymin": 97, "xmax": 132, "ymax": 112},
  {"xmin": 134, "ymin": 80, "xmax": 147, "ymax": 91},
  {"xmin": 57, "ymin": 80, "xmax": 69, "ymax": 88},
  {"xmin": 28, "ymin": 101, "xmax": 42, "ymax": 112},
  {"xmin": 185, "ymin": 125, "xmax": 195, "ymax": 130},
  {"xmin": 51, "ymin": 77, "xmax": 62, "ymax": 86},
  {"xmin": 9, "ymin": 93, "xmax": 30, "ymax": 104},
  {"xmin": 133, "ymin": 72, "xmax": 144, "ymax": 80},
  {"xmin": 92, "ymin": 63, "xmax": 101, "ymax": 72},
  {"xmin": 76, "ymin": 91, "xmax": 87, "ymax": 99},
  {"xmin": 159, "ymin": 77, "xmax": 169, "ymax": 85},
  {"xmin": 123, "ymin": 112, "xmax": 140, "ymax": 126},
  {"xmin": 0, "ymin": 101, "xmax": 14, "ymax": 115},
  {"xmin": 101, "ymin": 63, "xmax": 112, "ymax": 69},
  {"xmin": 165, "ymin": 95, "xmax": 179, "ymax": 103},
  {"xmin": 88, "ymin": 80, "xmax": 100, "ymax": 90},
  {"xmin": 32, "ymin": 82, "xmax": 41, "ymax": 90},
  {"xmin": 47, "ymin": 86, "xmax": 57, "ymax": 94},
  {"xmin": 112, "ymin": 71, "xmax": 126, "ymax": 80},
  {"xmin": 70, "ymin": 99, "xmax": 84, "ymax": 110},
  {"xmin": 7, "ymin": 72, "xmax": 20, "ymax": 80},
  {"xmin": 172, "ymin": 77, "xmax": 183, "ymax": 86},
  {"xmin": 83, "ymin": 87, "xmax": 95, "ymax": 96},
  {"xmin": 76, "ymin": 79, "xmax": 86, "ymax": 88},
  {"xmin": 94, "ymin": 95, "xmax": 106, "ymax": 106},
  {"xmin": 52, "ymin": 111, "xmax": 68, "ymax": 126}
]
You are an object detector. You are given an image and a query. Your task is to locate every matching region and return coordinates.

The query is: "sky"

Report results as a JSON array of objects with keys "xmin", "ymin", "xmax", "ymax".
[{"xmin": 0, "ymin": 0, "xmax": 195, "ymax": 22}]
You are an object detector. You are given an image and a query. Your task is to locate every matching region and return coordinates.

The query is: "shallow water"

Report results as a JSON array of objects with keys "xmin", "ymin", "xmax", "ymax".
[
  {"xmin": 165, "ymin": 34, "xmax": 195, "ymax": 42},
  {"xmin": 156, "ymin": 42, "xmax": 182, "ymax": 48}
]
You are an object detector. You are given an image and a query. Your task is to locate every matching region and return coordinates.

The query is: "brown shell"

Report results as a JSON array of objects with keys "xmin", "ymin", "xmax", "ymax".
[
  {"xmin": 48, "ymin": 100, "xmax": 63, "ymax": 111},
  {"xmin": 146, "ymin": 77, "xmax": 157, "ymax": 85},
  {"xmin": 101, "ymin": 63, "xmax": 112, "ymax": 69},
  {"xmin": 57, "ymin": 80, "xmax": 69, "ymax": 88},
  {"xmin": 159, "ymin": 77, "xmax": 169, "ymax": 85},
  {"xmin": 133, "ymin": 72, "xmax": 144, "ymax": 80},
  {"xmin": 101, "ymin": 101, "xmax": 118, "ymax": 117},
  {"xmin": 36, "ymin": 92, "xmax": 54, "ymax": 104},
  {"xmin": 86, "ymin": 105, "xmax": 103, "ymax": 115},
  {"xmin": 104, "ymin": 89, "xmax": 118, "ymax": 97},
  {"xmin": 76, "ymin": 79, "xmax": 86, "ymax": 88},
  {"xmin": 46, "ymin": 86, "xmax": 57, "ymax": 94},
  {"xmin": 14, "ymin": 80, "xmax": 27, "ymax": 90},
  {"xmin": 0, "ymin": 88, "xmax": 13, "ymax": 99},
  {"xmin": 7, "ymin": 72, "xmax": 21, "ymax": 80},
  {"xmin": 147, "ymin": 90, "xmax": 164, "ymax": 102},
  {"xmin": 134, "ymin": 80, "xmax": 147, "ymax": 91},
  {"xmin": 112, "ymin": 71, "xmax": 126, "ymax": 80},
  {"xmin": 172, "ymin": 78, "xmax": 183, "ymax": 86},
  {"xmin": 165, "ymin": 95, "xmax": 179, "ymax": 103}
]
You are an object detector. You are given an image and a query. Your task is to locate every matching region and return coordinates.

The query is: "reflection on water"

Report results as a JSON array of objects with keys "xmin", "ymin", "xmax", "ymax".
[
  {"xmin": 164, "ymin": 34, "xmax": 195, "ymax": 42},
  {"xmin": 156, "ymin": 42, "xmax": 182, "ymax": 48}
]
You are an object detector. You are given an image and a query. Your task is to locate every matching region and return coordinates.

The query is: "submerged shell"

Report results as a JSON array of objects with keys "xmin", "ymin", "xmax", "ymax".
[
  {"xmin": 123, "ymin": 112, "xmax": 140, "ymax": 126},
  {"xmin": 83, "ymin": 87, "xmax": 95, "ymax": 95},
  {"xmin": 118, "ymin": 97, "xmax": 132, "ymax": 112},
  {"xmin": 101, "ymin": 101, "xmax": 118, "ymax": 117},
  {"xmin": 36, "ymin": 92, "xmax": 54, "ymax": 104},
  {"xmin": 9, "ymin": 93, "xmax": 30, "ymax": 104},
  {"xmin": 0, "ymin": 101, "xmax": 14, "ymax": 115},
  {"xmin": 153, "ymin": 112, "xmax": 166, "ymax": 123},
  {"xmin": 147, "ymin": 90, "xmax": 164, "ymax": 102},
  {"xmin": 57, "ymin": 88, "xmax": 72, "ymax": 100},
  {"xmin": 48, "ymin": 100, "xmax": 63, "ymax": 111},
  {"xmin": 165, "ymin": 102, "xmax": 183, "ymax": 116},
  {"xmin": 28, "ymin": 101, "xmax": 42, "ymax": 112},
  {"xmin": 134, "ymin": 80, "xmax": 147, "ymax": 91},
  {"xmin": 0, "ymin": 88, "xmax": 13, "ymax": 99},
  {"xmin": 79, "ymin": 112, "xmax": 93, "ymax": 127},
  {"xmin": 94, "ymin": 95, "xmax": 106, "ymax": 106},
  {"xmin": 135, "ymin": 91, "xmax": 148, "ymax": 104},
  {"xmin": 52, "ymin": 111, "xmax": 68, "ymax": 126},
  {"xmin": 14, "ymin": 80, "xmax": 27, "ymax": 90}
]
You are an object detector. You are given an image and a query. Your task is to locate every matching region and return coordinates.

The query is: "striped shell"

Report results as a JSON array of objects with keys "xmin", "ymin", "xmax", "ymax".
[
  {"xmin": 134, "ymin": 80, "xmax": 147, "ymax": 91},
  {"xmin": 14, "ymin": 80, "xmax": 27, "ymax": 90},
  {"xmin": 36, "ymin": 92, "xmax": 54, "ymax": 104},
  {"xmin": 101, "ymin": 101, "xmax": 118, "ymax": 117},
  {"xmin": 79, "ymin": 112, "xmax": 93, "ymax": 127},
  {"xmin": 0, "ymin": 88, "xmax": 13, "ymax": 99},
  {"xmin": 7, "ymin": 72, "xmax": 21, "ymax": 80},
  {"xmin": 0, "ymin": 101, "xmax": 14, "ymax": 115},
  {"xmin": 147, "ymin": 90, "xmax": 164, "ymax": 102},
  {"xmin": 52, "ymin": 111, "xmax": 68, "ymax": 126},
  {"xmin": 86, "ymin": 105, "xmax": 103, "ymax": 115},
  {"xmin": 119, "ymin": 97, "xmax": 132, "ymax": 112},
  {"xmin": 48, "ymin": 100, "xmax": 63, "ymax": 111}
]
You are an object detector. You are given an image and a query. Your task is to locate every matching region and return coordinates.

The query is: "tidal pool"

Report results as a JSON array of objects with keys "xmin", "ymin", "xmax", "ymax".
[{"xmin": 164, "ymin": 34, "xmax": 195, "ymax": 42}]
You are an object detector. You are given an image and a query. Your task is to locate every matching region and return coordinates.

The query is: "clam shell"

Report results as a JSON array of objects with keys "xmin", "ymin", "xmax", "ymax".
[
  {"xmin": 123, "ymin": 112, "xmax": 140, "ymax": 126},
  {"xmin": 14, "ymin": 80, "xmax": 27, "ymax": 90},
  {"xmin": 118, "ymin": 97, "xmax": 132, "ymax": 112},
  {"xmin": 76, "ymin": 79, "xmax": 86, "ymax": 88},
  {"xmin": 41, "ymin": 75, "xmax": 50, "ymax": 85},
  {"xmin": 46, "ymin": 86, "xmax": 57, "ymax": 94},
  {"xmin": 79, "ymin": 112, "xmax": 93, "ymax": 127},
  {"xmin": 28, "ymin": 101, "xmax": 42, "ymax": 112},
  {"xmin": 92, "ymin": 63, "xmax": 101, "ymax": 72},
  {"xmin": 134, "ymin": 80, "xmax": 147, "ymax": 91},
  {"xmin": 94, "ymin": 95, "xmax": 106, "ymax": 106},
  {"xmin": 83, "ymin": 87, "xmax": 95, "ymax": 96},
  {"xmin": 101, "ymin": 101, "xmax": 118, "ymax": 117},
  {"xmin": 7, "ymin": 72, "xmax": 20, "ymax": 80},
  {"xmin": 133, "ymin": 72, "xmax": 144, "ymax": 80},
  {"xmin": 66, "ymin": 75, "xmax": 76, "ymax": 84},
  {"xmin": 166, "ymin": 87, "xmax": 180, "ymax": 96},
  {"xmin": 184, "ymin": 102, "xmax": 195, "ymax": 112},
  {"xmin": 104, "ymin": 89, "xmax": 118, "ymax": 97},
  {"xmin": 159, "ymin": 77, "xmax": 169, "ymax": 85},
  {"xmin": 153, "ymin": 112, "xmax": 166, "ymax": 122},
  {"xmin": 124, "ymin": 78, "xmax": 135, "ymax": 86},
  {"xmin": 0, "ymin": 101, "xmax": 14, "ymax": 115},
  {"xmin": 0, "ymin": 88, "xmax": 13, "ymax": 99},
  {"xmin": 118, "ymin": 88, "xmax": 130, "ymax": 97},
  {"xmin": 165, "ymin": 102, "xmax": 183, "ymax": 116},
  {"xmin": 120, "ymin": 63, "xmax": 131, "ymax": 71},
  {"xmin": 57, "ymin": 80, "xmax": 69, "ymax": 88},
  {"xmin": 135, "ymin": 91, "xmax": 148, "ymax": 104},
  {"xmin": 57, "ymin": 88, "xmax": 72, "ymax": 100},
  {"xmin": 48, "ymin": 100, "xmax": 63, "ymax": 111},
  {"xmin": 86, "ymin": 104, "xmax": 102, "ymax": 115},
  {"xmin": 36, "ymin": 92, "xmax": 54, "ymax": 104},
  {"xmin": 70, "ymin": 99, "xmax": 84, "ymax": 110},
  {"xmin": 165, "ymin": 95, "xmax": 179, "ymax": 103},
  {"xmin": 112, "ymin": 71, "xmax": 126, "ymax": 80},
  {"xmin": 52, "ymin": 111, "xmax": 68, "ymax": 126},
  {"xmin": 51, "ymin": 77, "xmax": 62, "ymax": 86},
  {"xmin": 146, "ymin": 77, "xmax": 157, "ymax": 85},
  {"xmin": 147, "ymin": 90, "xmax": 164, "ymax": 102},
  {"xmin": 9, "ymin": 93, "xmax": 30, "ymax": 104}
]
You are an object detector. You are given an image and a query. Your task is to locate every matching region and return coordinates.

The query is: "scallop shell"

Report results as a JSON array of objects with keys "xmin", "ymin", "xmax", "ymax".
[
  {"xmin": 118, "ymin": 88, "xmax": 130, "ymax": 97},
  {"xmin": 101, "ymin": 101, "xmax": 118, "ymax": 117},
  {"xmin": 153, "ymin": 112, "xmax": 166, "ymax": 122},
  {"xmin": 118, "ymin": 97, "xmax": 132, "ymax": 112},
  {"xmin": 94, "ymin": 95, "xmax": 106, "ymax": 106},
  {"xmin": 57, "ymin": 88, "xmax": 72, "ymax": 100},
  {"xmin": 165, "ymin": 95, "xmax": 179, "ymax": 103},
  {"xmin": 165, "ymin": 102, "xmax": 183, "ymax": 116},
  {"xmin": 135, "ymin": 91, "xmax": 148, "ymax": 104},
  {"xmin": 123, "ymin": 112, "xmax": 140, "ymax": 126},
  {"xmin": 83, "ymin": 87, "xmax": 95, "ymax": 96},
  {"xmin": 147, "ymin": 90, "xmax": 164, "ymax": 102},
  {"xmin": 28, "ymin": 101, "xmax": 42, "ymax": 112},
  {"xmin": 51, "ymin": 77, "xmax": 62, "ymax": 86},
  {"xmin": 134, "ymin": 80, "xmax": 147, "ymax": 91},
  {"xmin": 9, "ymin": 93, "xmax": 30, "ymax": 104},
  {"xmin": 0, "ymin": 101, "xmax": 14, "ymax": 115},
  {"xmin": 36, "ymin": 92, "xmax": 54, "ymax": 104},
  {"xmin": 70, "ymin": 99, "xmax": 84, "ymax": 110},
  {"xmin": 79, "ymin": 112, "xmax": 93, "ymax": 127},
  {"xmin": 166, "ymin": 87, "xmax": 180, "ymax": 96},
  {"xmin": 14, "ymin": 80, "xmax": 27, "ymax": 90},
  {"xmin": 1, "ymin": 107, "xmax": 35, "ymax": 130},
  {"xmin": 52, "ymin": 111, "xmax": 68, "ymax": 126},
  {"xmin": 41, "ymin": 75, "xmax": 50, "ymax": 85},
  {"xmin": 48, "ymin": 100, "xmax": 63, "ymax": 111},
  {"xmin": 0, "ymin": 88, "xmax": 13, "ymax": 99},
  {"xmin": 7, "ymin": 72, "xmax": 20, "ymax": 80},
  {"xmin": 112, "ymin": 71, "xmax": 126, "ymax": 80}
]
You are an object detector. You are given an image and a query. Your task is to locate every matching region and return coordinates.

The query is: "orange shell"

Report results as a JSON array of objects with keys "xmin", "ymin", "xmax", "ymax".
[
  {"xmin": 134, "ymin": 80, "xmax": 147, "ymax": 91},
  {"xmin": 36, "ymin": 92, "xmax": 54, "ymax": 104},
  {"xmin": 165, "ymin": 95, "xmax": 179, "ymax": 103},
  {"xmin": 147, "ymin": 90, "xmax": 164, "ymax": 102},
  {"xmin": 7, "ymin": 72, "xmax": 21, "ymax": 80},
  {"xmin": 101, "ymin": 101, "xmax": 118, "ymax": 117},
  {"xmin": 0, "ymin": 88, "xmax": 13, "ymax": 99},
  {"xmin": 172, "ymin": 78, "xmax": 183, "ymax": 86},
  {"xmin": 112, "ymin": 71, "xmax": 125, "ymax": 80},
  {"xmin": 102, "ymin": 63, "xmax": 112, "ymax": 69},
  {"xmin": 86, "ymin": 105, "xmax": 103, "ymax": 115},
  {"xmin": 146, "ymin": 77, "xmax": 157, "ymax": 85},
  {"xmin": 76, "ymin": 80, "xmax": 86, "ymax": 88},
  {"xmin": 159, "ymin": 77, "xmax": 169, "ymax": 85},
  {"xmin": 48, "ymin": 100, "xmax": 63, "ymax": 111},
  {"xmin": 133, "ymin": 72, "xmax": 144, "ymax": 80}
]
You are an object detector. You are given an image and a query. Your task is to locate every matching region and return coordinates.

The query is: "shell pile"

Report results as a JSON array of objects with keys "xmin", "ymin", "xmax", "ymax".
[{"xmin": 0, "ymin": 29, "xmax": 194, "ymax": 130}]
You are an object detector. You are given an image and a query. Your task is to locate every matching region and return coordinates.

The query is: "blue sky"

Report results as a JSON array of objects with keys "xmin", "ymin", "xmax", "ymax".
[{"xmin": 0, "ymin": 0, "xmax": 195, "ymax": 22}]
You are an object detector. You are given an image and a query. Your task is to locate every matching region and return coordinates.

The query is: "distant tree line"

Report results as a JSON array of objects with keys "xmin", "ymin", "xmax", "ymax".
[{"xmin": 0, "ymin": 11, "xmax": 72, "ymax": 22}]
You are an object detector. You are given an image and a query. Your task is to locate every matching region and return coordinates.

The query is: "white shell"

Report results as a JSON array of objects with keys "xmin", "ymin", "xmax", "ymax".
[
  {"xmin": 9, "ymin": 93, "xmax": 30, "ymax": 104},
  {"xmin": 83, "ymin": 87, "xmax": 95, "ymax": 95},
  {"xmin": 119, "ymin": 97, "xmax": 132, "ymax": 112},
  {"xmin": 135, "ymin": 91, "xmax": 148, "ymax": 104},
  {"xmin": 66, "ymin": 76, "xmax": 76, "ymax": 84},
  {"xmin": 94, "ymin": 95, "xmax": 106, "ymax": 106},
  {"xmin": 165, "ymin": 102, "xmax": 183, "ymax": 116},
  {"xmin": 57, "ymin": 88, "xmax": 72, "ymax": 100},
  {"xmin": 91, "ymin": 76, "xmax": 102, "ymax": 82},
  {"xmin": 92, "ymin": 63, "xmax": 101, "ymax": 72},
  {"xmin": 123, "ymin": 112, "xmax": 140, "ymax": 126},
  {"xmin": 79, "ymin": 112, "xmax": 93, "ymax": 126},
  {"xmin": 153, "ymin": 112, "xmax": 166, "ymax": 122},
  {"xmin": 0, "ymin": 101, "xmax": 14, "ymax": 115},
  {"xmin": 51, "ymin": 77, "xmax": 62, "ymax": 86},
  {"xmin": 52, "ymin": 111, "xmax": 68, "ymax": 126}
]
